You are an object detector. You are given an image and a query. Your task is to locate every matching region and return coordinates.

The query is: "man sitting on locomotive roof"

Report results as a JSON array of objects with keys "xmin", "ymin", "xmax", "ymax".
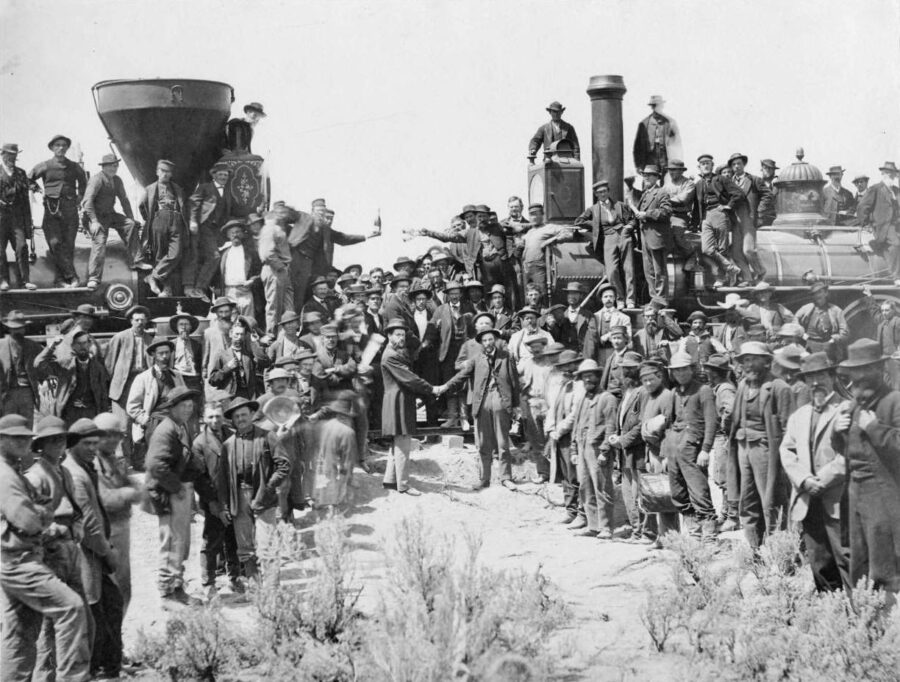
[
  {"xmin": 0, "ymin": 142, "xmax": 36, "ymax": 291},
  {"xmin": 83, "ymin": 154, "xmax": 148, "ymax": 291},
  {"xmin": 856, "ymin": 161, "xmax": 900, "ymax": 285},
  {"xmin": 29, "ymin": 134, "xmax": 87, "ymax": 288},
  {"xmin": 528, "ymin": 101, "xmax": 580, "ymax": 163},
  {"xmin": 139, "ymin": 159, "xmax": 189, "ymax": 297},
  {"xmin": 823, "ymin": 165, "xmax": 857, "ymax": 226},
  {"xmin": 795, "ymin": 281, "xmax": 849, "ymax": 363}
]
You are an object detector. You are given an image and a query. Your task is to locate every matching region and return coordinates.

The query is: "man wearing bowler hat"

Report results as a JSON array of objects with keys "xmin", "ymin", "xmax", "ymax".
[
  {"xmin": 634, "ymin": 165, "xmax": 673, "ymax": 301},
  {"xmin": 574, "ymin": 181, "xmax": 637, "ymax": 307},
  {"xmin": 0, "ymin": 414, "xmax": 92, "ymax": 681},
  {"xmin": 857, "ymin": 161, "xmax": 900, "ymax": 284},
  {"xmin": 822, "ymin": 165, "xmax": 857, "ymax": 226},
  {"xmin": 831, "ymin": 339, "xmax": 900, "ymax": 598},
  {"xmin": 795, "ymin": 281, "xmax": 849, "ymax": 362},
  {"xmin": 83, "ymin": 153, "xmax": 147, "ymax": 290},
  {"xmin": 139, "ymin": 159, "xmax": 190, "ymax": 296},
  {"xmin": 186, "ymin": 162, "xmax": 234, "ymax": 302},
  {"xmin": 780, "ymin": 352, "xmax": 850, "ymax": 592},
  {"xmin": 0, "ymin": 142, "xmax": 36, "ymax": 291},
  {"xmin": 0, "ymin": 310, "xmax": 42, "ymax": 425},
  {"xmin": 528, "ymin": 101, "xmax": 580, "ymax": 163},
  {"xmin": 29, "ymin": 134, "xmax": 87, "ymax": 287}
]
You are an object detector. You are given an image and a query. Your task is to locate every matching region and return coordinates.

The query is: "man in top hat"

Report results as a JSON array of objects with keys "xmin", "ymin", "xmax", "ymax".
[
  {"xmin": 851, "ymin": 173, "xmax": 869, "ymax": 203},
  {"xmin": 0, "ymin": 414, "xmax": 92, "ymax": 681},
  {"xmin": 0, "ymin": 142, "xmax": 36, "ymax": 290},
  {"xmin": 29, "ymin": 134, "xmax": 87, "ymax": 287},
  {"xmin": 779, "ymin": 352, "xmax": 850, "ymax": 592},
  {"xmin": 144, "ymin": 386, "xmax": 219, "ymax": 606},
  {"xmin": 83, "ymin": 153, "xmax": 146, "ymax": 290},
  {"xmin": 209, "ymin": 319, "xmax": 261, "ymax": 399},
  {"xmin": 727, "ymin": 341, "xmax": 794, "ymax": 549},
  {"xmin": 170, "ymin": 310, "xmax": 202, "ymax": 395},
  {"xmin": 221, "ymin": 396, "xmax": 290, "ymax": 587},
  {"xmin": 728, "ymin": 153, "xmax": 772, "ymax": 284},
  {"xmin": 225, "ymin": 101, "xmax": 266, "ymax": 154},
  {"xmin": 63, "ymin": 418, "xmax": 126, "ymax": 678},
  {"xmin": 139, "ymin": 159, "xmax": 190, "ymax": 296},
  {"xmin": 574, "ymin": 181, "xmax": 637, "ymax": 307},
  {"xmin": 662, "ymin": 159, "xmax": 697, "ymax": 258},
  {"xmin": 528, "ymin": 101, "xmax": 580, "ymax": 163},
  {"xmin": 258, "ymin": 204, "xmax": 295, "ymax": 335},
  {"xmin": 795, "ymin": 281, "xmax": 849, "ymax": 362},
  {"xmin": 633, "ymin": 95, "xmax": 682, "ymax": 176},
  {"xmin": 380, "ymin": 319, "xmax": 443, "ymax": 495},
  {"xmin": 857, "ymin": 161, "xmax": 900, "ymax": 284},
  {"xmin": 127, "ymin": 337, "xmax": 188, "ymax": 451},
  {"xmin": 35, "ymin": 330, "xmax": 111, "ymax": 425},
  {"xmin": 185, "ymin": 162, "xmax": 234, "ymax": 302},
  {"xmin": 833, "ymin": 339, "xmax": 900, "ymax": 598},
  {"xmin": 0, "ymin": 310, "xmax": 42, "ymax": 425},
  {"xmin": 758, "ymin": 159, "xmax": 779, "ymax": 226},
  {"xmin": 634, "ymin": 165, "xmax": 673, "ymax": 300},
  {"xmin": 218, "ymin": 218, "xmax": 261, "ymax": 319},
  {"xmin": 693, "ymin": 153, "xmax": 743, "ymax": 287},
  {"xmin": 822, "ymin": 165, "xmax": 857, "ymax": 226}
]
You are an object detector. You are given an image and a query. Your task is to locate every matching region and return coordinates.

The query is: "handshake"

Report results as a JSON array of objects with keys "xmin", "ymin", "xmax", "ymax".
[{"xmin": 432, "ymin": 383, "xmax": 450, "ymax": 396}]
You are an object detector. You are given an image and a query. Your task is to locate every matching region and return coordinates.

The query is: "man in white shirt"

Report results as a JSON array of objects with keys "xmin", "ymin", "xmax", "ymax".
[
  {"xmin": 583, "ymin": 284, "xmax": 632, "ymax": 367},
  {"xmin": 509, "ymin": 306, "xmax": 554, "ymax": 362},
  {"xmin": 218, "ymin": 220, "xmax": 260, "ymax": 318},
  {"xmin": 521, "ymin": 204, "xmax": 575, "ymax": 289},
  {"xmin": 257, "ymin": 206, "xmax": 294, "ymax": 336}
]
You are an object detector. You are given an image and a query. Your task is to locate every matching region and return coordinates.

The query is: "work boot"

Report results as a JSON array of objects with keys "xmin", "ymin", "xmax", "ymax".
[
  {"xmin": 242, "ymin": 558, "xmax": 259, "ymax": 582},
  {"xmin": 701, "ymin": 518, "xmax": 719, "ymax": 545},
  {"xmin": 682, "ymin": 515, "xmax": 702, "ymax": 539},
  {"xmin": 566, "ymin": 516, "xmax": 587, "ymax": 530},
  {"xmin": 719, "ymin": 517, "xmax": 740, "ymax": 533}
]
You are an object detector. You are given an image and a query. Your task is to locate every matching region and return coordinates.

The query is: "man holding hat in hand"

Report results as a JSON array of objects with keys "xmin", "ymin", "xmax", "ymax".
[
  {"xmin": 833, "ymin": 339, "xmax": 900, "ymax": 598},
  {"xmin": 29, "ymin": 134, "xmax": 87, "ymax": 287},
  {"xmin": 83, "ymin": 153, "xmax": 146, "ymax": 290},
  {"xmin": 34, "ymin": 329, "xmax": 111, "ymax": 425},
  {"xmin": 780, "ymin": 352, "xmax": 850, "ymax": 592},
  {"xmin": 528, "ymin": 101, "xmax": 580, "ymax": 163},
  {"xmin": 0, "ymin": 142, "xmax": 36, "ymax": 291}
]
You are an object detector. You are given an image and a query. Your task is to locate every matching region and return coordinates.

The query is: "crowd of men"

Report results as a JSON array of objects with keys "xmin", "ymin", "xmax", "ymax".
[{"xmin": 3, "ymin": 105, "xmax": 900, "ymax": 680}]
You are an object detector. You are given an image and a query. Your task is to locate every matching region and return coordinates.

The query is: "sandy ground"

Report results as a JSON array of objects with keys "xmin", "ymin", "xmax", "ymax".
[{"xmin": 124, "ymin": 437, "xmax": 689, "ymax": 680}]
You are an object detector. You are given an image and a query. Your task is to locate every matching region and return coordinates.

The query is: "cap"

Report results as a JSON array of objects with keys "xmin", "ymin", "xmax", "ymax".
[
  {"xmin": 609, "ymin": 325, "xmax": 628, "ymax": 337},
  {"xmin": 66, "ymin": 418, "xmax": 103, "ymax": 447}
]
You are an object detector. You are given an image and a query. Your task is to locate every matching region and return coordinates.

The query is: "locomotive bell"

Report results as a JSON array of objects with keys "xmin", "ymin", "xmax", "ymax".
[
  {"xmin": 772, "ymin": 148, "xmax": 829, "ymax": 227},
  {"xmin": 527, "ymin": 139, "xmax": 585, "ymax": 222}
]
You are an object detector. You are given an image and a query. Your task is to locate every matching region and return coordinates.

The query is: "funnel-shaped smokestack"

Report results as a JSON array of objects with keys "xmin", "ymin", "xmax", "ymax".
[
  {"xmin": 92, "ymin": 79, "xmax": 234, "ymax": 192},
  {"xmin": 586, "ymin": 75, "xmax": 627, "ymax": 203}
]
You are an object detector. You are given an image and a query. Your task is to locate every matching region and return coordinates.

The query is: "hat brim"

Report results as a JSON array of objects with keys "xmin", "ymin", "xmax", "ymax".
[
  {"xmin": 0, "ymin": 426, "xmax": 35, "ymax": 437},
  {"xmin": 48, "ymin": 136, "xmax": 72, "ymax": 149},
  {"xmin": 735, "ymin": 351, "xmax": 773, "ymax": 361},
  {"xmin": 475, "ymin": 329, "xmax": 501, "ymax": 341},
  {"xmin": 277, "ymin": 315, "xmax": 302, "ymax": 327},
  {"xmin": 575, "ymin": 369, "xmax": 603, "ymax": 378},
  {"xmin": 796, "ymin": 364, "xmax": 834, "ymax": 376},
  {"xmin": 384, "ymin": 324, "xmax": 409, "ymax": 335},
  {"xmin": 168, "ymin": 315, "xmax": 199, "ymax": 334},
  {"xmin": 32, "ymin": 428, "xmax": 69, "ymax": 444},
  {"xmin": 553, "ymin": 356, "xmax": 583, "ymax": 367},
  {"xmin": 2, "ymin": 320, "xmax": 26, "ymax": 329},
  {"xmin": 838, "ymin": 356, "xmax": 888, "ymax": 369},
  {"xmin": 224, "ymin": 400, "xmax": 260, "ymax": 418},
  {"xmin": 66, "ymin": 428, "xmax": 103, "ymax": 447}
]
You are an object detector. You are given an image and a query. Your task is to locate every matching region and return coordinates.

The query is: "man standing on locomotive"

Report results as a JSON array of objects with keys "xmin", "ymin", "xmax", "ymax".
[
  {"xmin": 0, "ymin": 143, "xmax": 36, "ymax": 291},
  {"xmin": 856, "ymin": 161, "xmax": 900, "ymax": 285},
  {"xmin": 139, "ymin": 159, "xmax": 190, "ymax": 297},
  {"xmin": 633, "ymin": 165, "xmax": 673, "ymax": 301},
  {"xmin": 694, "ymin": 154, "xmax": 743, "ymax": 288},
  {"xmin": 29, "ymin": 134, "xmax": 87, "ymax": 288}
]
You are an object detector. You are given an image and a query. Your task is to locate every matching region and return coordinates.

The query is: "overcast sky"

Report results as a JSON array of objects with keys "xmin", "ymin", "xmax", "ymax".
[{"xmin": 2, "ymin": 0, "xmax": 899, "ymax": 270}]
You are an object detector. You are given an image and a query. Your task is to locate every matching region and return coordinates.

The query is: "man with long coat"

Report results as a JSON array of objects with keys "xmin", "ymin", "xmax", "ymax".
[
  {"xmin": 857, "ymin": 162, "xmax": 900, "ymax": 283},
  {"xmin": 0, "ymin": 142, "xmax": 35, "ymax": 290}
]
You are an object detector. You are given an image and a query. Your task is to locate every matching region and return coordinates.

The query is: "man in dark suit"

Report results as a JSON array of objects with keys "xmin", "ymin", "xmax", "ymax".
[
  {"xmin": 633, "ymin": 166, "xmax": 673, "ymax": 301},
  {"xmin": 863, "ymin": 287, "xmax": 900, "ymax": 356},
  {"xmin": 138, "ymin": 159, "xmax": 190, "ymax": 297},
  {"xmin": 0, "ymin": 142, "xmax": 36, "ymax": 291},
  {"xmin": 0, "ymin": 311, "xmax": 41, "ymax": 424},
  {"xmin": 694, "ymin": 154, "xmax": 744, "ymax": 287},
  {"xmin": 528, "ymin": 101, "xmax": 580, "ymax": 162},
  {"xmin": 574, "ymin": 181, "xmax": 636, "ymax": 306},
  {"xmin": 633, "ymin": 96, "xmax": 679, "ymax": 174},
  {"xmin": 857, "ymin": 162, "xmax": 900, "ymax": 284},
  {"xmin": 35, "ymin": 331, "xmax": 110, "ymax": 424},
  {"xmin": 445, "ymin": 326, "xmax": 520, "ymax": 490},
  {"xmin": 209, "ymin": 321, "xmax": 261, "ymax": 399},
  {"xmin": 430, "ymin": 281, "xmax": 472, "ymax": 427},
  {"xmin": 822, "ymin": 166, "xmax": 857, "ymax": 226},
  {"xmin": 728, "ymin": 153, "xmax": 773, "ymax": 284},
  {"xmin": 380, "ymin": 320, "xmax": 439, "ymax": 495},
  {"xmin": 301, "ymin": 276, "xmax": 336, "ymax": 323},
  {"xmin": 556, "ymin": 282, "xmax": 592, "ymax": 352},
  {"xmin": 187, "ymin": 163, "xmax": 232, "ymax": 301}
]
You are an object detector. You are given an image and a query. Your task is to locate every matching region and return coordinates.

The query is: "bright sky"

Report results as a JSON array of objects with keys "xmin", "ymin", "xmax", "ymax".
[{"xmin": 2, "ymin": 0, "xmax": 899, "ymax": 271}]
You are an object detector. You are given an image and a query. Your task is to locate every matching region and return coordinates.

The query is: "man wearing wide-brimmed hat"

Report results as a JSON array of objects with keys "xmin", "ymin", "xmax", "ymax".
[
  {"xmin": 583, "ymin": 283, "xmax": 631, "ymax": 367},
  {"xmin": 528, "ymin": 100, "xmax": 580, "ymax": 163},
  {"xmin": 727, "ymin": 341, "xmax": 794, "ymax": 549},
  {"xmin": 208, "ymin": 319, "xmax": 261, "ymax": 400},
  {"xmin": 218, "ymin": 218, "xmax": 261, "ymax": 319},
  {"xmin": 742, "ymin": 281, "xmax": 796, "ymax": 340},
  {"xmin": 29, "ymin": 134, "xmax": 87, "ymax": 287},
  {"xmin": 0, "ymin": 141, "xmax": 36, "ymax": 290},
  {"xmin": 633, "ymin": 165, "xmax": 673, "ymax": 301},
  {"xmin": 833, "ymin": 338, "xmax": 900, "ymax": 597},
  {"xmin": 857, "ymin": 161, "xmax": 900, "ymax": 284},
  {"xmin": 780, "ymin": 352, "xmax": 850, "ymax": 592},
  {"xmin": 795, "ymin": 281, "xmax": 849, "ymax": 362},
  {"xmin": 0, "ymin": 310, "xmax": 42, "ymax": 425},
  {"xmin": 126, "ymin": 337, "xmax": 187, "ymax": 449},
  {"xmin": 225, "ymin": 101, "xmax": 267, "ymax": 154},
  {"xmin": 662, "ymin": 159, "xmax": 697, "ymax": 259},
  {"xmin": 822, "ymin": 165, "xmax": 857, "ymax": 226},
  {"xmin": 0, "ymin": 414, "xmax": 92, "ymax": 681},
  {"xmin": 545, "ymin": 349, "xmax": 585, "ymax": 526},
  {"xmin": 83, "ymin": 153, "xmax": 146, "ymax": 290}
]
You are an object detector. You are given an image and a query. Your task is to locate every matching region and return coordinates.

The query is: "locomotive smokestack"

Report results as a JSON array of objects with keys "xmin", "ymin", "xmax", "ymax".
[{"xmin": 586, "ymin": 75, "xmax": 627, "ymax": 203}]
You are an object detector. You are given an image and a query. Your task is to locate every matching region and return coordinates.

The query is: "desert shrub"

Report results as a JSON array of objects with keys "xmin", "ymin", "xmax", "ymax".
[
  {"xmin": 364, "ymin": 516, "xmax": 569, "ymax": 681},
  {"xmin": 642, "ymin": 529, "xmax": 900, "ymax": 682}
]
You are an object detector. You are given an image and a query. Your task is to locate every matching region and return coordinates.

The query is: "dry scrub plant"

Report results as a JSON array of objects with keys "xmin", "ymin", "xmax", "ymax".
[{"xmin": 640, "ymin": 529, "xmax": 900, "ymax": 682}]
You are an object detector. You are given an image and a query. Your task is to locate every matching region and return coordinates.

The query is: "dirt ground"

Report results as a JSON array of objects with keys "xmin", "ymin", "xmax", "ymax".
[{"xmin": 124, "ymin": 437, "xmax": 693, "ymax": 681}]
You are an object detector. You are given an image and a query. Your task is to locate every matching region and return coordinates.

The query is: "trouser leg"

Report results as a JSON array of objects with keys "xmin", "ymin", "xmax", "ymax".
[
  {"xmin": 743, "ymin": 222, "xmax": 764, "ymax": 279},
  {"xmin": 0, "ymin": 213, "xmax": 30, "ymax": 284},
  {"xmin": 642, "ymin": 245, "xmax": 668, "ymax": 300},
  {"xmin": 620, "ymin": 465, "xmax": 643, "ymax": 532},
  {"xmin": 731, "ymin": 213, "xmax": 754, "ymax": 282},
  {"xmin": 850, "ymin": 478, "xmax": 900, "ymax": 594},
  {"xmin": 595, "ymin": 458, "xmax": 615, "ymax": 534},
  {"xmin": 201, "ymin": 513, "xmax": 228, "ymax": 586},
  {"xmin": 491, "ymin": 393, "xmax": 512, "ymax": 481},
  {"xmin": 194, "ymin": 224, "xmax": 222, "ymax": 290},
  {"xmin": 802, "ymin": 497, "xmax": 849, "ymax": 592},
  {"xmin": 90, "ymin": 573, "xmax": 124, "ymax": 675},
  {"xmin": 150, "ymin": 212, "xmax": 184, "ymax": 285},
  {"xmin": 475, "ymin": 402, "xmax": 497, "ymax": 485},
  {"xmin": 675, "ymin": 445, "xmax": 715, "ymax": 520},
  {"xmin": 43, "ymin": 208, "xmax": 73, "ymax": 282},
  {"xmin": 262, "ymin": 265, "xmax": 288, "ymax": 334},
  {"xmin": 521, "ymin": 401, "xmax": 548, "ymax": 477},
  {"xmin": 157, "ymin": 483, "xmax": 193, "ymax": 595},
  {"xmin": 384, "ymin": 435, "xmax": 412, "ymax": 491},
  {"xmin": 291, "ymin": 252, "xmax": 313, "ymax": 310},
  {"xmin": 109, "ymin": 519, "xmax": 131, "ymax": 615},
  {"xmin": 701, "ymin": 209, "xmax": 734, "ymax": 276},
  {"xmin": 578, "ymin": 446, "xmax": 600, "ymax": 532},
  {"xmin": 87, "ymin": 224, "xmax": 109, "ymax": 283},
  {"xmin": 739, "ymin": 442, "xmax": 768, "ymax": 549},
  {"xmin": 604, "ymin": 235, "xmax": 625, "ymax": 303},
  {"xmin": 620, "ymin": 235, "xmax": 636, "ymax": 305},
  {"xmin": 557, "ymin": 438, "xmax": 582, "ymax": 517},
  {"xmin": 232, "ymin": 488, "xmax": 257, "ymax": 566}
]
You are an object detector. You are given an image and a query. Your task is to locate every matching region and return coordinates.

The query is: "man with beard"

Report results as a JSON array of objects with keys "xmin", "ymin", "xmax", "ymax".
[
  {"xmin": 313, "ymin": 323, "xmax": 357, "ymax": 394},
  {"xmin": 409, "ymin": 285, "xmax": 440, "ymax": 426},
  {"xmin": 546, "ymin": 350, "xmax": 586, "ymax": 527},
  {"xmin": 266, "ymin": 311, "xmax": 307, "ymax": 363},
  {"xmin": 509, "ymin": 306, "xmax": 554, "ymax": 363},
  {"xmin": 139, "ymin": 159, "xmax": 189, "ymax": 297},
  {"xmin": 632, "ymin": 302, "xmax": 681, "ymax": 364},
  {"xmin": 209, "ymin": 322, "xmax": 261, "ymax": 399},
  {"xmin": 795, "ymin": 281, "xmax": 849, "ymax": 363},
  {"xmin": 728, "ymin": 342, "xmax": 793, "ymax": 549},
  {"xmin": 0, "ymin": 310, "xmax": 43, "ymax": 424},
  {"xmin": 380, "ymin": 319, "xmax": 443, "ymax": 495},
  {"xmin": 679, "ymin": 311, "xmax": 725, "ymax": 371},
  {"xmin": 863, "ymin": 286, "xmax": 900, "ymax": 355},
  {"xmin": 35, "ymin": 330, "xmax": 110, "ymax": 425},
  {"xmin": 500, "ymin": 195, "xmax": 529, "ymax": 309},
  {"xmin": 557, "ymin": 282, "xmax": 592, "ymax": 353},
  {"xmin": 780, "ymin": 353, "xmax": 850, "ymax": 592},
  {"xmin": 822, "ymin": 166, "xmax": 857, "ymax": 226},
  {"xmin": 832, "ymin": 339, "xmax": 900, "ymax": 599},
  {"xmin": 127, "ymin": 339, "xmax": 187, "ymax": 449},
  {"xmin": 583, "ymin": 284, "xmax": 631, "ymax": 367},
  {"xmin": 856, "ymin": 162, "xmax": 900, "ymax": 285}
]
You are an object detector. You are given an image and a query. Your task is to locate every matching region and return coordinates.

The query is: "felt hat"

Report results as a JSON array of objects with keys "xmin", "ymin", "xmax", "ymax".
[
  {"xmin": 760, "ymin": 159, "xmax": 779, "ymax": 169},
  {"xmin": 717, "ymin": 293, "xmax": 749, "ymax": 309},
  {"xmin": 344, "ymin": 264, "xmax": 362, "ymax": 274},
  {"xmin": 668, "ymin": 351, "xmax": 694, "ymax": 369},
  {"xmin": 475, "ymin": 327, "xmax": 501, "ymax": 342},
  {"xmin": 703, "ymin": 354, "xmax": 732, "ymax": 373},
  {"xmin": 383, "ymin": 318, "xmax": 410, "ymax": 334},
  {"xmin": 474, "ymin": 204, "xmax": 491, "ymax": 214},
  {"xmin": 540, "ymin": 342, "xmax": 566, "ymax": 357},
  {"xmin": 609, "ymin": 324, "xmax": 628, "ymax": 337},
  {"xmin": 92, "ymin": 412, "xmax": 126, "ymax": 434},
  {"xmin": 409, "ymin": 285, "xmax": 433, "ymax": 299},
  {"xmin": 852, "ymin": 173, "xmax": 869, "ymax": 182},
  {"xmin": 320, "ymin": 323, "xmax": 339, "ymax": 336},
  {"xmin": 641, "ymin": 165, "xmax": 661, "ymax": 176},
  {"xmin": 574, "ymin": 359, "xmax": 603, "ymax": 378},
  {"xmin": 66, "ymin": 418, "xmax": 103, "ymax": 447},
  {"xmin": 156, "ymin": 159, "xmax": 175, "ymax": 170},
  {"xmin": 490, "ymin": 284, "xmax": 507, "ymax": 296},
  {"xmin": 826, "ymin": 166, "xmax": 845, "ymax": 176},
  {"xmin": 647, "ymin": 95, "xmax": 665, "ymax": 106},
  {"xmin": 243, "ymin": 102, "xmax": 267, "ymax": 117},
  {"xmin": 473, "ymin": 312, "xmax": 496, "ymax": 326},
  {"xmin": 0, "ymin": 415, "xmax": 35, "ymax": 437},
  {"xmin": 2, "ymin": 310, "xmax": 27, "ymax": 329},
  {"xmin": 431, "ymin": 251, "xmax": 453, "ymax": 263},
  {"xmin": 220, "ymin": 219, "xmax": 245, "ymax": 234},
  {"xmin": 309, "ymin": 275, "xmax": 328, "ymax": 288},
  {"xmin": 838, "ymin": 339, "xmax": 887, "ymax": 368},
  {"xmin": 516, "ymin": 306, "xmax": 540, "ymax": 319},
  {"xmin": 527, "ymin": 203, "xmax": 543, "ymax": 212},
  {"xmin": 31, "ymin": 416, "xmax": 68, "ymax": 445},
  {"xmin": 598, "ymin": 282, "xmax": 617, "ymax": 298},
  {"xmin": 639, "ymin": 361, "xmax": 665, "ymax": 376},
  {"xmin": 209, "ymin": 297, "xmax": 235, "ymax": 312},
  {"xmin": 796, "ymin": 351, "xmax": 834, "ymax": 376},
  {"xmin": 210, "ymin": 161, "xmax": 231, "ymax": 175},
  {"xmin": 776, "ymin": 322, "xmax": 805, "ymax": 338},
  {"xmin": 553, "ymin": 350, "xmax": 582, "ymax": 367},
  {"xmin": 390, "ymin": 275, "xmax": 411, "ymax": 289},
  {"xmin": 728, "ymin": 152, "xmax": 749, "ymax": 166},
  {"xmin": 98, "ymin": 153, "xmax": 121, "ymax": 166},
  {"xmin": 301, "ymin": 311, "xmax": 323, "ymax": 323},
  {"xmin": 336, "ymin": 272, "xmax": 356, "ymax": 286},
  {"xmin": 773, "ymin": 344, "xmax": 807, "ymax": 371},
  {"xmin": 735, "ymin": 341, "xmax": 773, "ymax": 360},
  {"xmin": 879, "ymin": 162, "xmax": 898, "ymax": 173},
  {"xmin": 1, "ymin": 143, "xmax": 22, "ymax": 155},
  {"xmin": 464, "ymin": 280, "xmax": 484, "ymax": 289},
  {"xmin": 393, "ymin": 255, "xmax": 416, "ymax": 270},
  {"xmin": 809, "ymin": 281, "xmax": 828, "ymax": 293},
  {"xmin": 224, "ymin": 396, "xmax": 260, "ymax": 419},
  {"xmin": 460, "ymin": 204, "xmax": 477, "ymax": 216},
  {"xmin": 619, "ymin": 351, "xmax": 644, "ymax": 368},
  {"xmin": 169, "ymin": 312, "xmax": 198, "ymax": 334},
  {"xmin": 125, "ymin": 305, "xmax": 151, "ymax": 320},
  {"xmin": 47, "ymin": 134, "xmax": 72, "ymax": 149},
  {"xmin": 71, "ymin": 304, "xmax": 99, "ymax": 318},
  {"xmin": 524, "ymin": 335, "xmax": 549, "ymax": 348},
  {"xmin": 563, "ymin": 281, "xmax": 585, "ymax": 294},
  {"xmin": 278, "ymin": 311, "xmax": 302, "ymax": 327},
  {"xmin": 266, "ymin": 367, "xmax": 293, "ymax": 382},
  {"xmin": 325, "ymin": 397, "xmax": 356, "ymax": 417},
  {"xmin": 543, "ymin": 304, "xmax": 565, "ymax": 315},
  {"xmin": 546, "ymin": 101, "xmax": 565, "ymax": 112},
  {"xmin": 753, "ymin": 281, "xmax": 773, "ymax": 294},
  {"xmin": 146, "ymin": 338, "xmax": 175, "ymax": 355},
  {"xmin": 667, "ymin": 159, "xmax": 687, "ymax": 171}
]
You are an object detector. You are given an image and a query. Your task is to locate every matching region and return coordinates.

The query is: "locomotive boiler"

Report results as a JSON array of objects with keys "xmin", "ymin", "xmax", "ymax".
[{"xmin": 545, "ymin": 74, "xmax": 899, "ymax": 342}]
